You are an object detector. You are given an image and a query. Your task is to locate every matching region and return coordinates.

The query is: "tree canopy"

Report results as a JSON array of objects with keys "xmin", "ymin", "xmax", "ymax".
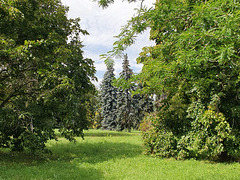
[{"xmin": 0, "ymin": 0, "xmax": 96, "ymax": 152}]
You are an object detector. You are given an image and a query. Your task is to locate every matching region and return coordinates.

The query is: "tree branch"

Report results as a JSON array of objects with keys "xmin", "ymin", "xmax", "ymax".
[{"xmin": 0, "ymin": 79, "xmax": 38, "ymax": 108}]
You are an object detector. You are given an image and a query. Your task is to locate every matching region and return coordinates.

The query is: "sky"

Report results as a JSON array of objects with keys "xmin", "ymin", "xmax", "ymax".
[{"xmin": 61, "ymin": 0, "xmax": 155, "ymax": 87}]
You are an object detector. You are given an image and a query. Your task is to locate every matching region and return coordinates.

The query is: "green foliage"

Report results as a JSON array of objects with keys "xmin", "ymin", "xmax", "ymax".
[
  {"xmin": 139, "ymin": 0, "xmax": 240, "ymax": 160},
  {"xmin": 85, "ymin": 91, "xmax": 103, "ymax": 129},
  {"xmin": 139, "ymin": 112, "xmax": 153, "ymax": 132},
  {"xmin": 0, "ymin": 0, "xmax": 96, "ymax": 152},
  {"xmin": 141, "ymin": 113, "xmax": 177, "ymax": 157},
  {"xmin": 115, "ymin": 54, "xmax": 134, "ymax": 131},
  {"xmin": 142, "ymin": 108, "xmax": 238, "ymax": 160},
  {"xmin": 177, "ymin": 108, "xmax": 232, "ymax": 160},
  {"xmin": 104, "ymin": 0, "xmax": 240, "ymax": 160}
]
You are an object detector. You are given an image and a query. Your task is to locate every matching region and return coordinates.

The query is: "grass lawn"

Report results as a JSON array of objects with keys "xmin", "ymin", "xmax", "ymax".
[{"xmin": 0, "ymin": 129, "xmax": 240, "ymax": 180}]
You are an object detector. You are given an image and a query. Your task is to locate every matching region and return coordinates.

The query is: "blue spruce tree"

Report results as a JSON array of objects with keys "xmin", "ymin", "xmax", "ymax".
[
  {"xmin": 116, "ymin": 54, "xmax": 153, "ymax": 132},
  {"xmin": 100, "ymin": 61, "xmax": 117, "ymax": 130}
]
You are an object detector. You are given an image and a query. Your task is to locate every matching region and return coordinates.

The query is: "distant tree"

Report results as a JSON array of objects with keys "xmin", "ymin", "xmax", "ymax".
[
  {"xmin": 132, "ymin": 85, "xmax": 154, "ymax": 129},
  {"xmin": 84, "ymin": 91, "xmax": 101, "ymax": 128},
  {"xmin": 116, "ymin": 54, "xmax": 153, "ymax": 132},
  {"xmin": 85, "ymin": 90, "xmax": 103, "ymax": 129},
  {"xmin": 0, "ymin": 0, "xmax": 96, "ymax": 152},
  {"xmin": 100, "ymin": 60, "xmax": 117, "ymax": 130},
  {"xmin": 115, "ymin": 54, "xmax": 133, "ymax": 131}
]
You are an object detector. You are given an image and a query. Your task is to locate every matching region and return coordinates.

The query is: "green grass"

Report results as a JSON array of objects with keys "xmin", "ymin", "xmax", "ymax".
[{"xmin": 0, "ymin": 129, "xmax": 240, "ymax": 180}]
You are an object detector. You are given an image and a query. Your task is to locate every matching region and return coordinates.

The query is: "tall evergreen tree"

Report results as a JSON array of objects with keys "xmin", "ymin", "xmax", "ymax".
[
  {"xmin": 116, "ymin": 54, "xmax": 153, "ymax": 131},
  {"xmin": 100, "ymin": 61, "xmax": 117, "ymax": 130},
  {"xmin": 116, "ymin": 54, "xmax": 133, "ymax": 131}
]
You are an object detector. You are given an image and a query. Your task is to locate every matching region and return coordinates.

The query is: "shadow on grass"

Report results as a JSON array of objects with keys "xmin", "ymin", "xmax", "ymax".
[
  {"xmin": 0, "ymin": 141, "xmax": 142, "ymax": 163},
  {"xmin": 0, "ymin": 150, "xmax": 105, "ymax": 180},
  {"xmin": 0, "ymin": 139, "xmax": 142, "ymax": 179},
  {"xmin": 49, "ymin": 141, "xmax": 142, "ymax": 164}
]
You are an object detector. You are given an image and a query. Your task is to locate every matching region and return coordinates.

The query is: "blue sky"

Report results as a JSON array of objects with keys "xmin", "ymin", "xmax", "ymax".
[{"xmin": 61, "ymin": 0, "xmax": 155, "ymax": 87}]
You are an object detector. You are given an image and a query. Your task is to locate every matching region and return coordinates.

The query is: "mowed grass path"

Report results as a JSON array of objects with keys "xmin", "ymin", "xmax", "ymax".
[{"xmin": 0, "ymin": 129, "xmax": 240, "ymax": 180}]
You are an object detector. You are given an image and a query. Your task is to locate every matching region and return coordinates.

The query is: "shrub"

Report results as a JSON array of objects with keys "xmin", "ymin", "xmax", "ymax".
[
  {"xmin": 141, "ymin": 107, "xmax": 240, "ymax": 161},
  {"xmin": 142, "ymin": 113, "xmax": 177, "ymax": 157}
]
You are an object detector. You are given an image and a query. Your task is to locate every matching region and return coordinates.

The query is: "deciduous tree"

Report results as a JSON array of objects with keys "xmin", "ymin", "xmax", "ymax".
[{"xmin": 0, "ymin": 0, "xmax": 96, "ymax": 152}]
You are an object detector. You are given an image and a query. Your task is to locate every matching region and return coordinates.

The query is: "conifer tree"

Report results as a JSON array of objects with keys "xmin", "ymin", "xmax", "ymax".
[
  {"xmin": 100, "ymin": 61, "xmax": 117, "ymax": 130},
  {"xmin": 116, "ymin": 54, "xmax": 133, "ymax": 131},
  {"xmin": 116, "ymin": 54, "xmax": 153, "ymax": 131}
]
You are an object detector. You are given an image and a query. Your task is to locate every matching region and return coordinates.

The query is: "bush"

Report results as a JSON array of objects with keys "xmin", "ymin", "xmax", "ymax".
[
  {"xmin": 142, "ymin": 113, "xmax": 177, "ymax": 157},
  {"xmin": 141, "ymin": 108, "xmax": 240, "ymax": 161},
  {"xmin": 139, "ymin": 113, "xmax": 154, "ymax": 132}
]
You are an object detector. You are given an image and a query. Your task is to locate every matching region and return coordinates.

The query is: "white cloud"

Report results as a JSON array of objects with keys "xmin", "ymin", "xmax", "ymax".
[
  {"xmin": 61, "ymin": 0, "xmax": 155, "ymax": 86},
  {"xmin": 95, "ymin": 62, "xmax": 106, "ymax": 71}
]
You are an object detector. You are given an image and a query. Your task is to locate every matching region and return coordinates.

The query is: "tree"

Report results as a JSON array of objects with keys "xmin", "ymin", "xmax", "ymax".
[
  {"xmin": 0, "ymin": 0, "xmax": 96, "ymax": 152},
  {"xmin": 138, "ymin": 0, "xmax": 240, "ymax": 160},
  {"xmin": 100, "ymin": 60, "xmax": 117, "ymax": 130},
  {"xmin": 85, "ymin": 90, "xmax": 103, "ymax": 129},
  {"xmin": 115, "ymin": 54, "xmax": 133, "ymax": 131},
  {"xmin": 96, "ymin": 0, "xmax": 240, "ymax": 160},
  {"xmin": 115, "ymin": 54, "xmax": 153, "ymax": 131}
]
